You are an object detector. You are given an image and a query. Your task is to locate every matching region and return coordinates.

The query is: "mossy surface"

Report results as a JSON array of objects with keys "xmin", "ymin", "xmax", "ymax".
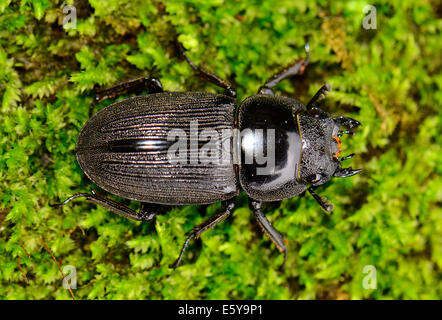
[{"xmin": 0, "ymin": 0, "xmax": 441, "ymax": 299}]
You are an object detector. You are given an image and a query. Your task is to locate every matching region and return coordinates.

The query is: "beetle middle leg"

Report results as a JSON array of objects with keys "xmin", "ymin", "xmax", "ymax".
[
  {"xmin": 89, "ymin": 77, "xmax": 163, "ymax": 116},
  {"xmin": 258, "ymin": 42, "xmax": 310, "ymax": 95},
  {"xmin": 176, "ymin": 41, "xmax": 237, "ymax": 98},
  {"xmin": 50, "ymin": 190, "xmax": 159, "ymax": 222},
  {"xmin": 249, "ymin": 200, "xmax": 287, "ymax": 268},
  {"xmin": 169, "ymin": 198, "xmax": 236, "ymax": 269}
]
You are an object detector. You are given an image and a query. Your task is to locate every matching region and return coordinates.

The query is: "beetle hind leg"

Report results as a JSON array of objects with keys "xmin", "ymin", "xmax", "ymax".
[
  {"xmin": 50, "ymin": 190, "xmax": 158, "ymax": 222},
  {"xmin": 169, "ymin": 198, "xmax": 236, "ymax": 269}
]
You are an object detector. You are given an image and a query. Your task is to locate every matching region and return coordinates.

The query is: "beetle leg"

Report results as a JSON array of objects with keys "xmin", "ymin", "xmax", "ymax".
[
  {"xmin": 333, "ymin": 167, "xmax": 362, "ymax": 178},
  {"xmin": 176, "ymin": 41, "xmax": 237, "ymax": 98},
  {"xmin": 339, "ymin": 153, "xmax": 355, "ymax": 161},
  {"xmin": 307, "ymin": 187, "xmax": 334, "ymax": 212},
  {"xmin": 169, "ymin": 199, "xmax": 236, "ymax": 269},
  {"xmin": 258, "ymin": 42, "xmax": 310, "ymax": 95},
  {"xmin": 89, "ymin": 77, "xmax": 163, "ymax": 117},
  {"xmin": 306, "ymin": 83, "xmax": 332, "ymax": 110},
  {"xmin": 50, "ymin": 190, "xmax": 158, "ymax": 222},
  {"xmin": 337, "ymin": 130, "xmax": 355, "ymax": 137},
  {"xmin": 333, "ymin": 116, "xmax": 362, "ymax": 129},
  {"xmin": 249, "ymin": 200, "xmax": 287, "ymax": 268}
]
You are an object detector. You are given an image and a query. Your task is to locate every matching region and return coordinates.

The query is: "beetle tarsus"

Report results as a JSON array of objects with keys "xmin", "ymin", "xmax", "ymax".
[
  {"xmin": 169, "ymin": 233, "xmax": 196, "ymax": 269},
  {"xmin": 307, "ymin": 187, "xmax": 334, "ymax": 212},
  {"xmin": 51, "ymin": 191, "xmax": 158, "ymax": 222},
  {"xmin": 304, "ymin": 40, "xmax": 310, "ymax": 63},
  {"xmin": 306, "ymin": 83, "xmax": 332, "ymax": 110},
  {"xmin": 176, "ymin": 40, "xmax": 237, "ymax": 98},
  {"xmin": 49, "ymin": 192, "xmax": 92, "ymax": 209},
  {"xmin": 338, "ymin": 130, "xmax": 355, "ymax": 137},
  {"xmin": 278, "ymin": 249, "xmax": 288, "ymax": 272},
  {"xmin": 340, "ymin": 153, "xmax": 355, "ymax": 161},
  {"xmin": 170, "ymin": 199, "xmax": 235, "ymax": 269}
]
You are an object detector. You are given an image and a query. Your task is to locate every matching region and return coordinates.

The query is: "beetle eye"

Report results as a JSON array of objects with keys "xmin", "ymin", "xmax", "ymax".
[{"xmin": 307, "ymin": 174, "xmax": 322, "ymax": 184}]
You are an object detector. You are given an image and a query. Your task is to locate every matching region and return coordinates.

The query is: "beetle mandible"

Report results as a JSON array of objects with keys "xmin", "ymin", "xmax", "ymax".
[{"xmin": 52, "ymin": 41, "xmax": 361, "ymax": 268}]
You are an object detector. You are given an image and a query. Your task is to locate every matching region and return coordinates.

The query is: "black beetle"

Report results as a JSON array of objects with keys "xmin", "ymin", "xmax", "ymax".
[{"xmin": 53, "ymin": 41, "xmax": 361, "ymax": 268}]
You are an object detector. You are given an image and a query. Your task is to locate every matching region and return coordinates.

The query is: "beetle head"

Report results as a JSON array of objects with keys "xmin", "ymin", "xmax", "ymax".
[{"xmin": 298, "ymin": 108, "xmax": 361, "ymax": 187}]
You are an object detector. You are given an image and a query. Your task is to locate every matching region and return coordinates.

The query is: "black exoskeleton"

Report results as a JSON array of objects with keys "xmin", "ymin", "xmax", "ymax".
[{"xmin": 52, "ymin": 41, "xmax": 361, "ymax": 268}]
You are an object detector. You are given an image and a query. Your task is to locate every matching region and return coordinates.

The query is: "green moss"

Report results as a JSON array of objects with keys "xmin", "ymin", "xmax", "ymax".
[{"xmin": 0, "ymin": 0, "xmax": 441, "ymax": 299}]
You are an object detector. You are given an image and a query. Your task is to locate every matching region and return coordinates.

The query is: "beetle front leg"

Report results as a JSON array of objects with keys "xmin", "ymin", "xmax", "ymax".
[
  {"xmin": 50, "ymin": 190, "xmax": 158, "ymax": 222},
  {"xmin": 176, "ymin": 41, "xmax": 237, "ymax": 98},
  {"xmin": 307, "ymin": 186, "xmax": 334, "ymax": 212},
  {"xmin": 169, "ymin": 198, "xmax": 236, "ymax": 269},
  {"xmin": 249, "ymin": 200, "xmax": 287, "ymax": 268},
  {"xmin": 258, "ymin": 42, "xmax": 310, "ymax": 95},
  {"xmin": 89, "ymin": 77, "xmax": 163, "ymax": 116}
]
